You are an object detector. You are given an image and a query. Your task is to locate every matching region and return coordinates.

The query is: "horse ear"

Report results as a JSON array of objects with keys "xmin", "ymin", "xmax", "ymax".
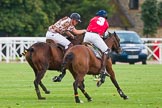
[
  {"xmin": 114, "ymin": 32, "xmax": 116, "ymax": 35},
  {"xmin": 108, "ymin": 32, "xmax": 111, "ymax": 36}
]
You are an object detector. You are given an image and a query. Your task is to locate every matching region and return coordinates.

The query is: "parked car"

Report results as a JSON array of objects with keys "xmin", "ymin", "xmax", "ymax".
[{"xmin": 110, "ymin": 30, "xmax": 148, "ymax": 64}]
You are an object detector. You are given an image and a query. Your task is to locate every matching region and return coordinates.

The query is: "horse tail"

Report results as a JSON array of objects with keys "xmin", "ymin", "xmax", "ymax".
[
  {"xmin": 61, "ymin": 52, "xmax": 74, "ymax": 70},
  {"xmin": 65, "ymin": 52, "xmax": 74, "ymax": 62},
  {"xmin": 19, "ymin": 48, "xmax": 34, "ymax": 58}
]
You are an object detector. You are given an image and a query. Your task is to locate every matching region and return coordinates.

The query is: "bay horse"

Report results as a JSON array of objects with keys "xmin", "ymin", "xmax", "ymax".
[
  {"xmin": 58, "ymin": 32, "xmax": 128, "ymax": 103},
  {"xmin": 20, "ymin": 34, "xmax": 84, "ymax": 100}
]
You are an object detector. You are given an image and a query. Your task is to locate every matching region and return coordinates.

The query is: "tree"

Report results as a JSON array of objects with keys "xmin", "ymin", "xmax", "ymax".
[
  {"xmin": 141, "ymin": 0, "xmax": 160, "ymax": 37},
  {"xmin": 0, "ymin": 0, "xmax": 113, "ymax": 36},
  {"xmin": 158, "ymin": 2, "xmax": 162, "ymax": 20},
  {"xmin": 0, "ymin": 0, "xmax": 60, "ymax": 36},
  {"xmin": 55, "ymin": 0, "xmax": 112, "ymax": 29}
]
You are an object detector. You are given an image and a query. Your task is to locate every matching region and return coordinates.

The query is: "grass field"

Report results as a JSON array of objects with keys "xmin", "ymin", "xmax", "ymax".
[{"xmin": 0, "ymin": 63, "xmax": 161, "ymax": 108}]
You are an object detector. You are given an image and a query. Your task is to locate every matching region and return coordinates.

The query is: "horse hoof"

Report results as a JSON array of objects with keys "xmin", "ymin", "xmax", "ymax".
[
  {"xmin": 75, "ymin": 100, "xmax": 84, "ymax": 103},
  {"xmin": 88, "ymin": 98, "xmax": 93, "ymax": 102},
  {"xmin": 123, "ymin": 96, "xmax": 129, "ymax": 100},
  {"xmin": 77, "ymin": 100, "xmax": 84, "ymax": 103},
  {"xmin": 80, "ymin": 100, "xmax": 84, "ymax": 103},
  {"xmin": 52, "ymin": 76, "xmax": 58, "ymax": 82},
  {"xmin": 96, "ymin": 81, "xmax": 102, "ymax": 87},
  {"xmin": 52, "ymin": 76, "xmax": 61, "ymax": 82},
  {"xmin": 38, "ymin": 97, "xmax": 46, "ymax": 100},
  {"xmin": 45, "ymin": 90, "xmax": 50, "ymax": 94}
]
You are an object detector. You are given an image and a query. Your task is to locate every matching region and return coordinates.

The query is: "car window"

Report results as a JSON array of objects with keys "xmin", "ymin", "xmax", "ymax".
[{"xmin": 117, "ymin": 33, "xmax": 142, "ymax": 44}]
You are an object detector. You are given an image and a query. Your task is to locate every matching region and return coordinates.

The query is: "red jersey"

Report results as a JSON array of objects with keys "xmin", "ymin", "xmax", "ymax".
[{"xmin": 87, "ymin": 16, "xmax": 109, "ymax": 36}]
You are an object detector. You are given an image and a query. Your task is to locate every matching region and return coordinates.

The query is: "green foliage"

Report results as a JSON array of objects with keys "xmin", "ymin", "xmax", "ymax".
[
  {"xmin": 141, "ymin": 0, "xmax": 160, "ymax": 37},
  {"xmin": 55, "ymin": 0, "xmax": 112, "ymax": 29},
  {"xmin": 0, "ymin": 0, "xmax": 112, "ymax": 36},
  {"xmin": 158, "ymin": 2, "xmax": 162, "ymax": 19},
  {"xmin": 0, "ymin": 0, "xmax": 60, "ymax": 36}
]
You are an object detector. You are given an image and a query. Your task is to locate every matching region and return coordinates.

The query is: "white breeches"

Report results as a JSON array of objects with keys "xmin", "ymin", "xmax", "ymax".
[
  {"xmin": 83, "ymin": 32, "xmax": 108, "ymax": 52},
  {"xmin": 46, "ymin": 31, "xmax": 71, "ymax": 49}
]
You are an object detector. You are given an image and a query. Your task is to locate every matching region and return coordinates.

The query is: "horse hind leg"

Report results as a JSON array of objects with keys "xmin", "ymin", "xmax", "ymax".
[
  {"xmin": 34, "ymin": 79, "xmax": 45, "ymax": 100},
  {"xmin": 73, "ymin": 78, "xmax": 88, "ymax": 103},
  {"xmin": 34, "ymin": 69, "xmax": 48, "ymax": 100},
  {"xmin": 39, "ymin": 81, "xmax": 50, "ymax": 94},
  {"xmin": 78, "ymin": 80, "xmax": 92, "ymax": 102},
  {"xmin": 73, "ymin": 73, "xmax": 92, "ymax": 103},
  {"xmin": 27, "ymin": 62, "xmax": 45, "ymax": 99},
  {"xmin": 73, "ymin": 80, "xmax": 81, "ymax": 103}
]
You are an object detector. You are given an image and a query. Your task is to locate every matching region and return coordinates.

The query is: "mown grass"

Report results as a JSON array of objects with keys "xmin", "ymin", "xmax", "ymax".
[{"xmin": 0, "ymin": 63, "xmax": 161, "ymax": 108}]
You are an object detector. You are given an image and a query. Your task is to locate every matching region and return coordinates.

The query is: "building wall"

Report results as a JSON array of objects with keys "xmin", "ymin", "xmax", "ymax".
[{"xmin": 116, "ymin": 0, "xmax": 162, "ymax": 37}]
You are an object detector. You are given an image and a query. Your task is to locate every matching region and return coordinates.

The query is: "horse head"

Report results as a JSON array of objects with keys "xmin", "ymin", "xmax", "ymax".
[{"xmin": 104, "ymin": 32, "xmax": 121, "ymax": 54}]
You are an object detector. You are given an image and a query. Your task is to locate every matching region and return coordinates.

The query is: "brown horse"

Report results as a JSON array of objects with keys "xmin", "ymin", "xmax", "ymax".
[
  {"xmin": 58, "ymin": 32, "xmax": 128, "ymax": 103},
  {"xmin": 20, "ymin": 35, "xmax": 84, "ymax": 100}
]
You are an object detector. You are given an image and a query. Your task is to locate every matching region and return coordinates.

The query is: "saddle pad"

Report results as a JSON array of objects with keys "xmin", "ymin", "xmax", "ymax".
[{"xmin": 86, "ymin": 44, "xmax": 102, "ymax": 59}]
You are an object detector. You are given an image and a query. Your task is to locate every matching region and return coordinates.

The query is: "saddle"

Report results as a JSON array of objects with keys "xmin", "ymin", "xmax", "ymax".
[
  {"xmin": 83, "ymin": 42, "xmax": 103, "ymax": 59},
  {"xmin": 46, "ymin": 39, "xmax": 65, "ymax": 54}
]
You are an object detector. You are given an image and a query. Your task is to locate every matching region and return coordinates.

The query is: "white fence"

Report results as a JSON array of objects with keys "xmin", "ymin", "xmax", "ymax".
[
  {"xmin": 0, "ymin": 37, "xmax": 162, "ymax": 64},
  {"xmin": 0, "ymin": 37, "xmax": 45, "ymax": 63},
  {"xmin": 141, "ymin": 38, "xmax": 162, "ymax": 64}
]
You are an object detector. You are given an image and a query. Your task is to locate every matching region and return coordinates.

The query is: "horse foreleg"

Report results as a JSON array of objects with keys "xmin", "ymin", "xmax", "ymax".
[
  {"xmin": 110, "ymin": 76, "xmax": 128, "ymax": 100},
  {"xmin": 96, "ymin": 72, "xmax": 107, "ymax": 87},
  {"xmin": 106, "ymin": 60, "xmax": 128, "ymax": 100},
  {"xmin": 52, "ymin": 71, "xmax": 66, "ymax": 82},
  {"xmin": 52, "ymin": 66, "xmax": 66, "ymax": 82},
  {"xmin": 78, "ymin": 80, "xmax": 92, "ymax": 102}
]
